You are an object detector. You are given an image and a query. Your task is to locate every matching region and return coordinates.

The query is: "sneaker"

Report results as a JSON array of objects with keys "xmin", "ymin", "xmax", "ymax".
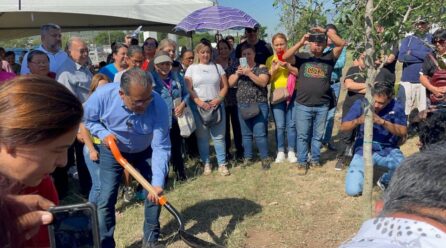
[
  {"xmin": 287, "ymin": 151, "xmax": 298, "ymax": 163},
  {"xmin": 296, "ymin": 162, "xmax": 308, "ymax": 170},
  {"xmin": 241, "ymin": 158, "xmax": 253, "ymax": 168},
  {"xmin": 203, "ymin": 163, "xmax": 212, "ymax": 175},
  {"xmin": 274, "ymin": 151, "xmax": 286, "ymax": 163},
  {"xmin": 326, "ymin": 142, "xmax": 337, "ymax": 151},
  {"xmin": 310, "ymin": 161, "xmax": 322, "ymax": 167},
  {"xmin": 123, "ymin": 186, "xmax": 134, "ymax": 203},
  {"xmin": 218, "ymin": 165, "xmax": 230, "ymax": 176},
  {"xmin": 261, "ymin": 158, "xmax": 272, "ymax": 170},
  {"xmin": 377, "ymin": 175, "xmax": 388, "ymax": 191},
  {"xmin": 335, "ymin": 156, "xmax": 345, "ymax": 171}
]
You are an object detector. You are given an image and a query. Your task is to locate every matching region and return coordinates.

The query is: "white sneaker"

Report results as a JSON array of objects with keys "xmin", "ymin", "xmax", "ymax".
[
  {"xmin": 274, "ymin": 151, "xmax": 286, "ymax": 163},
  {"xmin": 287, "ymin": 151, "xmax": 298, "ymax": 163},
  {"xmin": 203, "ymin": 163, "xmax": 212, "ymax": 175},
  {"xmin": 218, "ymin": 165, "xmax": 230, "ymax": 176}
]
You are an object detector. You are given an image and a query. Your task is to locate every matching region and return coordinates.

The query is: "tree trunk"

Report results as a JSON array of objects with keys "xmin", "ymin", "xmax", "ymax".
[{"xmin": 363, "ymin": 0, "xmax": 378, "ymax": 220}]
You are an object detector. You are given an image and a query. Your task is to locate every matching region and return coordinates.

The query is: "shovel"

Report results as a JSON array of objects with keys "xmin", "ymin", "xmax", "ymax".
[{"xmin": 105, "ymin": 137, "xmax": 224, "ymax": 248}]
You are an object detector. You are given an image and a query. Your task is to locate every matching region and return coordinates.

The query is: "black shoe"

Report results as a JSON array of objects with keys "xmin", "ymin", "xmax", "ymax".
[
  {"xmin": 142, "ymin": 241, "xmax": 165, "ymax": 248},
  {"xmin": 335, "ymin": 156, "xmax": 345, "ymax": 171},
  {"xmin": 261, "ymin": 158, "xmax": 271, "ymax": 170}
]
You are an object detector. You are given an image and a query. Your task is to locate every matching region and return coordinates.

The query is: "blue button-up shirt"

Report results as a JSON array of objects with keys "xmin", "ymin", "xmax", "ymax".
[{"xmin": 83, "ymin": 82, "xmax": 171, "ymax": 187}]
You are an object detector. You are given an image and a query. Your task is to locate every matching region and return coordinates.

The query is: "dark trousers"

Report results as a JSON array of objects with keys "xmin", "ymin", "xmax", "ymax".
[
  {"xmin": 53, "ymin": 139, "xmax": 92, "ymax": 198},
  {"xmin": 225, "ymin": 105, "xmax": 244, "ymax": 159},
  {"xmin": 171, "ymin": 120, "xmax": 186, "ymax": 178},
  {"xmin": 338, "ymin": 96, "xmax": 362, "ymax": 155},
  {"xmin": 184, "ymin": 132, "xmax": 199, "ymax": 159}
]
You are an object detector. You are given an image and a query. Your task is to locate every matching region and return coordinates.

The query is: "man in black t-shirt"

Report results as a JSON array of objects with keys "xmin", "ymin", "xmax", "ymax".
[
  {"xmin": 283, "ymin": 27, "xmax": 345, "ymax": 168},
  {"xmin": 235, "ymin": 26, "xmax": 273, "ymax": 65},
  {"xmin": 335, "ymin": 52, "xmax": 395, "ymax": 170}
]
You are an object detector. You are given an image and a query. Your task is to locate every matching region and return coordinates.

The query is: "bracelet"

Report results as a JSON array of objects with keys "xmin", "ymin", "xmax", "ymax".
[{"xmin": 218, "ymin": 95, "xmax": 225, "ymax": 101}]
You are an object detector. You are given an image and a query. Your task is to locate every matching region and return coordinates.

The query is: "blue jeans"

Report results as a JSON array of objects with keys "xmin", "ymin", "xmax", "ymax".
[
  {"xmin": 96, "ymin": 145, "xmax": 161, "ymax": 247},
  {"xmin": 295, "ymin": 103, "xmax": 329, "ymax": 163},
  {"xmin": 190, "ymin": 102, "xmax": 227, "ymax": 165},
  {"xmin": 83, "ymin": 145, "xmax": 100, "ymax": 203},
  {"xmin": 271, "ymin": 99, "xmax": 296, "ymax": 152},
  {"xmin": 345, "ymin": 148, "xmax": 404, "ymax": 196},
  {"xmin": 323, "ymin": 82, "xmax": 340, "ymax": 144},
  {"xmin": 238, "ymin": 102, "xmax": 269, "ymax": 159}
]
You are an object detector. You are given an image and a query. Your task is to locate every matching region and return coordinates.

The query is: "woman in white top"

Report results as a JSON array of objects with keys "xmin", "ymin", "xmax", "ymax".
[{"xmin": 185, "ymin": 41, "xmax": 230, "ymax": 176}]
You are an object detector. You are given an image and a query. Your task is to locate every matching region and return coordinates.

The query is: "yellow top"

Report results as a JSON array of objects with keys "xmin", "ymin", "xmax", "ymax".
[{"xmin": 266, "ymin": 54, "xmax": 289, "ymax": 92}]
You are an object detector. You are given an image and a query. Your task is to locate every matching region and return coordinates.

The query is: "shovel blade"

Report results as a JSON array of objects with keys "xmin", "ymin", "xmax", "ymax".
[{"xmin": 178, "ymin": 230, "xmax": 225, "ymax": 248}]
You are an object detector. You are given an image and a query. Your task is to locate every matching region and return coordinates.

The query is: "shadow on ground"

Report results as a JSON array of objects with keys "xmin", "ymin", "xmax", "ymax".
[{"xmin": 126, "ymin": 198, "xmax": 262, "ymax": 248}]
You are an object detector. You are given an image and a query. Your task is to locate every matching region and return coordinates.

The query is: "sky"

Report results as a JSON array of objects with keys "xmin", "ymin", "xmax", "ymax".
[{"xmin": 217, "ymin": 0, "xmax": 285, "ymax": 40}]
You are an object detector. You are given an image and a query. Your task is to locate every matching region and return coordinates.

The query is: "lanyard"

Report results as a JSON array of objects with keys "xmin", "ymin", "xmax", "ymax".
[{"xmin": 162, "ymin": 78, "xmax": 173, "ymax": 96}]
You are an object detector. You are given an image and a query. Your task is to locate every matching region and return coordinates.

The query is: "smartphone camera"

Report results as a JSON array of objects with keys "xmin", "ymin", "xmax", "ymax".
[
  {"xmin": 48, "ymin": 203, "xmax": 100, "ymax": 248},
  {"xmin": 308, "ymin": 33, "xmax": 327, "ymax": 43},
  {"xmin": 239, "ymin": 57, "xmax": 248, "ymax": 68}
]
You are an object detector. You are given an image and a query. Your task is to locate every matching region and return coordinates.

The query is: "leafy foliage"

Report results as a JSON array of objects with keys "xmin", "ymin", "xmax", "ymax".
[
  {"xmin": 273, "ymin": 0, "xmax": 327, "ymax": 43},
  {"xmin": 94, "ymin": 31, "xmax": 125, "ymax": 46}
]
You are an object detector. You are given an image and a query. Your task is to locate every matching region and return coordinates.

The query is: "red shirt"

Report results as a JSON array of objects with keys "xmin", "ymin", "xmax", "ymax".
[{"xmin": 22, "ymin": 176, "xmax": 59, "ymax": 247}]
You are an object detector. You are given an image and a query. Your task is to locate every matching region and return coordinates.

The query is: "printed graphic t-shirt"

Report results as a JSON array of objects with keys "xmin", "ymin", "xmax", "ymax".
[{"xmin": 293, "ymin": 51, "xmax": 336, "ymax": 106}]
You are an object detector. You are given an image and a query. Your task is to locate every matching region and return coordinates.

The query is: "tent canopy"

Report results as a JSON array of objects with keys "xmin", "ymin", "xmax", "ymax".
[{"xmin": 0, "ymin": 0, "xmax": 214, "ymax": 40}]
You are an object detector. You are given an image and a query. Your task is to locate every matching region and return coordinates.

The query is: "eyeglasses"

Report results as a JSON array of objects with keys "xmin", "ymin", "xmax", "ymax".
[
  {"xmin": 434, "ymin": 39, "xmax": 446, "ymax": 45},
  {"xmin": 143, "ymin": 42, "xmax": 157, "ymax": 48},
  {"xmin": 75, "ymin": 48, "xmax": 89, "ymax": 54},
  {"xmin": 126, "ymin": 94, "xmax": 153, "ymax": 106}
]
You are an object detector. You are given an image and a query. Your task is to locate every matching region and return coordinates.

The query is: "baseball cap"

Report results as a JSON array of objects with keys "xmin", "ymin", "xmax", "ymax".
[{"xmin": 154, "ymin": 51, "xmax": 172, "ymax": 64}]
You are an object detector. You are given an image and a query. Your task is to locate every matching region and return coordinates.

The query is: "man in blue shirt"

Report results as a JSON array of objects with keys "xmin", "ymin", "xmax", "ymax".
[
  {"xmin": 341, "ymin": 82, "xmax": 407, "ymax": 196},
  {"xmin": 83, "ymin": 67, "xmax": 170, "ymax": 248},
  {"xmin": 397, "ymin": 18, "xmax": 433, "ymax": 117}
]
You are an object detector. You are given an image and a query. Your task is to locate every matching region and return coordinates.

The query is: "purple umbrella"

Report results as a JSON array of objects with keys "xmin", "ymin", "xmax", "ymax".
[{"xmin": 174, "ymin": 6, "xmax": 259, "ymax": 32}]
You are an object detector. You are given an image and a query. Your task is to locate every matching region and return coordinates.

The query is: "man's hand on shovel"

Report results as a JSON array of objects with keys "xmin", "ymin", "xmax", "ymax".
[{"xmin": 148, "ymin": 186, "xmax": 164, "ymax": 205}]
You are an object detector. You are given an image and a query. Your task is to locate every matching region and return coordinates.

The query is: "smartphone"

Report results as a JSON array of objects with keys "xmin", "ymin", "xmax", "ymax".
[
  {"xmin": 239, "ymin": 57, "xmax": 248, "ymax": 68},
  {"xmin": 308, "ymin": 33, "xmax": 327, "ymax": 43},
  {"xmin": 48, "ymin": 203, "xmax": 100, "ymax": 248}
]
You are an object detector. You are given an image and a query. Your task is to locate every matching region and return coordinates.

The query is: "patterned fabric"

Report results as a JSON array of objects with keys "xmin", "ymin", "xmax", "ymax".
[{"xmin": 236, "ymin": 64, "xmax": 269, "ymax": 104}]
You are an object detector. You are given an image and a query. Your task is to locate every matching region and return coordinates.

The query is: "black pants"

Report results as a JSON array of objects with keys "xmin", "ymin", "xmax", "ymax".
[
  {"xmin": 171, "ymin": 120, "xmax": 186, "ymax": 177},
  {"xmin": 184, "ymin": 132, "xmax": 199, "ymax": 159},
  {"xmin": 53, "ymin": 139, "xmax": 92, "ymax": 198},
  {"xmin": 338, "ymin": 95, "xmax": 362, "ymax": 155},
  {"xmin": 225, "ymin": 105, "xmax": 244, "ymax": 159}
]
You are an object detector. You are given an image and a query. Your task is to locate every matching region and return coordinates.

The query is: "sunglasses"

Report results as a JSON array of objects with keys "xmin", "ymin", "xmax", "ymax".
[
  {"xmin": 246, "ymin": 28, "xmax": 258, "ymax": 34},
  {"xmin": 434, "ymin": 39, "xmax": 446, "ymax": 45}
]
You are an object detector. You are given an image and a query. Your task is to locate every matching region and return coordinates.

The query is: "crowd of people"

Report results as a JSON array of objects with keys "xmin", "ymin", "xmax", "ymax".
[{"xmin": 1, "ymin": 17, "xmax": 446, "ymax": 247}]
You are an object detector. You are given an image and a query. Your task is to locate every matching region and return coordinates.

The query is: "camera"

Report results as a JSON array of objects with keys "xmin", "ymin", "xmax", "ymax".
[{"xmin": 308, "ymin": 33, "xmax": 327, "ymax": 43}]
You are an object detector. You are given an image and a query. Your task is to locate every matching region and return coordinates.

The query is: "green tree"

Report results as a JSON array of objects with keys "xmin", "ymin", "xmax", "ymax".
[
  {"xmin": 332, "ymin": 0, "xmax": 446, "ymax": 218},
  {"xmin": 94, "ymin": 31, "xmax": 125, "ymax": 46},
  {"xmin": 259, "ymin": 26, "xmax": 268, "ymax": 39},
  {"xmin": 273, "ymin": 0, "xmax": 327, "ymax": 43}
]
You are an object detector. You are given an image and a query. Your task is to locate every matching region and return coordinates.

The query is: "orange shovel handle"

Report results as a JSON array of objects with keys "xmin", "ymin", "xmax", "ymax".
[{"xmin": 105, "ymin": 136, "xmax": 167, "ymax": 205}]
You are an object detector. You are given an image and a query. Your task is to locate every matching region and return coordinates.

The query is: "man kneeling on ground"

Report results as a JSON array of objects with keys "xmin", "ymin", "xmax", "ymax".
[
  {"xmin": 341, "ymin": 81, "xmax": 407, "ymax": 196},
  {"xmin": 340, "ymin": 143, "xmax": 446, "ymax": 247}
]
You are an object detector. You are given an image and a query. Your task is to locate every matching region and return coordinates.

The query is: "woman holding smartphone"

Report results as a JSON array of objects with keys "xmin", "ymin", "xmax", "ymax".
[
  {"xmin": 229, "ymin": 44, "xmax": 271, "ymax": 169},
  {"xmin": 266, "ymin": 33, "xmax": 299, "ymax": 164},
  {"xmin": 215, "ymin": 39, "xmax": 244, "ymax": 162},
  {"xmin": 185, "ymin": 41, "xmax": 230, "ymax": 176},
  {"xmin": 0, "ymin": 75, "xmax": 83, "ymax": 247},
  {"xmin": 151, "ymin": 51, "xmax": 189, "ymax": 181}
]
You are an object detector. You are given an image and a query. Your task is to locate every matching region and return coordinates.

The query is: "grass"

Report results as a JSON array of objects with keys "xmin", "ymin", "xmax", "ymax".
[{"xmin": 64, "ymin": 52, "xmax": 419, "ymax": 247}]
